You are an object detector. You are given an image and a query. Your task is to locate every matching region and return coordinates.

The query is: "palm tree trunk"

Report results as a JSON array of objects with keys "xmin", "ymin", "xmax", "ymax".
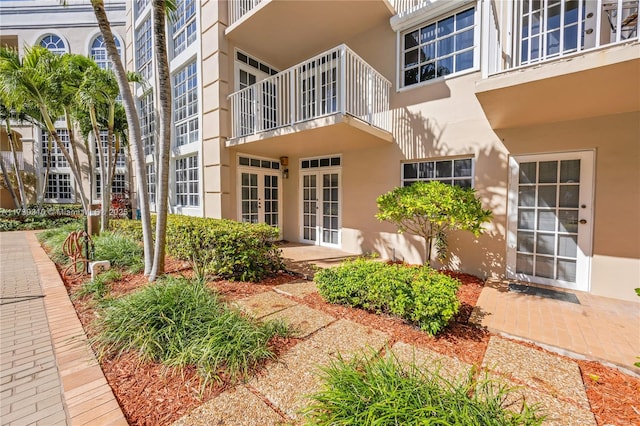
[
  {"xmin": 91, "ymin": 0, "xmax": 153, "ymax": 275},
  {"xmin": 4, "ymin": 119, "xmax": 27, "ymax": 210},
  {"xmin": 64, "ymin": 112, "xmax": 90, "ymax": 213},
  {"xmin": 0, "ymin": 151, "xmax": 20, "ymax": 209},
  {"xmin": 149, "ymin": 0, "xmax": 171, "ymax": 282}
]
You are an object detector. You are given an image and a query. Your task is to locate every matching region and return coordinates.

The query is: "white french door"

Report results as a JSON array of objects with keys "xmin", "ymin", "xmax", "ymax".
[
  {"xmin": 507, "ymin": 151, "xmax": 594, "ymax": 292},
  {"xmin": 301, "ymin": 170, "xmax": 341, "ymax": 247},
  {"xmin": 239, "ymin": 169, "xmax": 280, "ymax": 228}
]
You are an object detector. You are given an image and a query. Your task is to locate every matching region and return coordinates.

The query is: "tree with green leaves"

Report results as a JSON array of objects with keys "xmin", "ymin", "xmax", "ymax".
[{"xmin": 376, "ymin": 181, "xmax": 492, "ymax": 265}]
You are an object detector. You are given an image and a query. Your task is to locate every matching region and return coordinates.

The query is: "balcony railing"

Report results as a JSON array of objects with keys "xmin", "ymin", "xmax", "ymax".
[
  {"xmin": 228, "ymin": 0, "xmax": 264, "ymax": 27},
  {"xmin": 392, "ymin": 0, "xmax": 431, "ymax": 18},
  {"xmin": 486, "ymin": 0, "xmax": 639, "ymax": 75},
  {"xmin": 229, "ymin": 45, "xmax": 391, "ymax": 140}
]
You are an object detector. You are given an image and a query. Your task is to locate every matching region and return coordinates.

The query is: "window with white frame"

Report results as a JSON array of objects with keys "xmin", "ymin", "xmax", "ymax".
[
  {"xmin": 140, "ymin": 93, "xmax": 155, "ymax": 156},
  {"xmin": 90, "ymin": 35, "xmax": 122, "ymax": 70},
  {"xmin": 402, "ymin": 157, "xmax": 474, "ymax": 188},
  {"xmin": 135, "ymin": 0, "xmax": 150, "ymax": 19},
  {"xmin": 146, "ymin": 162, "xmax": 156, "ymax": 204},
  {"xmin": 95, "ymin": 131, "xmax": 126, "ymax": 169},
  {"xmin": 135, "ymin": 17, "xmax": 153, "ymax": 80},
  {"xmin": 45, "ymin": 173, "xmax": 72, "ymax": 200},
  {"xmin": 175, "ymin": 155, "xmax": 198, "ymax": 206},
  {"xmin": 173, "ymin": 61, "xmax": 199, "ymax": 146},
  {"xmin": 41, "ymin": 129, "xmax": 70, "ymax": 168},
  {"xmin": 95, "ymin": 173, "xmax": 126, "ymax": 197},
  {"xmin": 401, "ymin": 7, "xmax": 476, "ymax": 87},
  {"xmin": 39, "ymin": 34, "xmax": 67, "ymax": 55},
  {"xmin": 172, "ymin": 0, "xmax": 197, "ymax": 57}
]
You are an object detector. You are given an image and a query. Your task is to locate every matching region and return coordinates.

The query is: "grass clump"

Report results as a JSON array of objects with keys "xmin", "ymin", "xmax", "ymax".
[
  {"xmin": 303, "ymin": 353, "xmax": 544, "ymax": 426},
  {"xmin": 75, "ymin": 269, "xmax": 122, "ymax": 301},
  {"xmin": 93, "ymin": 231, "xmax": 144, "ymax": 272},
  {"xmin": 37, "ymin": 222, "xmax": 83, "ymax": 265},
  {"xmin": 316, "ymin": 258, "xmax": 460, "ymax": 335},
  {"xmin": 93, "ymin": 276, "xmax": 290, "ymax": 385}
]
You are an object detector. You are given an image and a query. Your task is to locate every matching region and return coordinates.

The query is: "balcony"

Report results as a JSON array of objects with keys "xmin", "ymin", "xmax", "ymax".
[
  {"xmin": 225, "ymin": 0, "xmax": 394, "ymax": 68},
  {"xmin": 227, "ymin": 45, "xmax": 392, "ymax": 157},
  {"xmin": 477, "ymin": 0, "xmax": 640, "ymax": 129}
]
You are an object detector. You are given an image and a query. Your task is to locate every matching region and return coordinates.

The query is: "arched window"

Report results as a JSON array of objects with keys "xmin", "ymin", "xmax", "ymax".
[
  {"xmin": 90, "ymin": 35, "xmax": 122, "ymax": 70},
  {"xmin": 39, "ymin": 34, "xmax": 67, "ymax": 55}
]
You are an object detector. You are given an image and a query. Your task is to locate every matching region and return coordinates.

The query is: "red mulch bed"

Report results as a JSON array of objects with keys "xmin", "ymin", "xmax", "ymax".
[{"xmin": 56, "ymin": 257, "xmax": 639, "ymax": 426}]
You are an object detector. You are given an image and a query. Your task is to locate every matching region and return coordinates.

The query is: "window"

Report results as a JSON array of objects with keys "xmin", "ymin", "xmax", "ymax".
[
  {"xmin": 41, "ymin": 129, "xmax": 70, "ymax": 168},
  {"xmin": 301, "ymin": 156, "xmax": 341, "ymax": 169},
  {"xmin": 45, "ymin": 173, "xmax": 72, "ymax": 200},
  {"xmin": 39, "ymin": 34, "xmax": 67, "ymax": 55},
  {"xmin": 135, "ymin": 0, "xmax": 150, "ymax": 19},
  {"xmin": 146, "ymin": 163, "xmax": 156, "ymax": 204},
  {"xmin": 236, "ymin": 51, "xmax": 279, "ymax": 76},
  {"xmin": 95, "ymin": 131, "xmax": 126, "ymax": 169},
  {"xmin": 175, "ymin": 155, "xmax": 198, "ymax": 206},
  {"xmin": 172, "ymin": 0, "xmax": 197, "ymax": 56},
  {"xmin": 90, "ymin": 35, "xmax": 122, "ymax": 70},
  {"xmin": 140, "ymin": 93, "xmax": 155, "ymax": 156},
  {"xmin": 173, "ymin": 61, "xmax": 199, "ymax": 146},
  {"xmin": 135, "ymin": 17, "xmax": 153, "ymax": 80},
  {"xmin": 402, "ymin": 157, "xmax": 473, "ymax": 188},
  {"xmin": 96, "ymin": 173, "xmax": 126, "ymax": 197},
  {"xmin": 401, "ymin": 7, "xmax": 476, "ymax": 87},
  {"xmin": 238, "ymin": 156, "xmax": 280, "ymax": 170}
]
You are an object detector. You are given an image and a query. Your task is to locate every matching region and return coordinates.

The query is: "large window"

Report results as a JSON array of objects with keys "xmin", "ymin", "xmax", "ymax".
[
  {"xmin": 41, "ymin": 129, "xmax": 70, "ymax": 168},
  {"xmin": 39, "ymin": 34, "xmax": 67, "ymax": 55},
  {"xmin": 135, "ymin": 0, "xmax": 150, "ymax": 19},
  {"xmin": 90, "ymin": 35, "xmax": 122, "ymax": 70},
  {"xmin": 172, "ymin": 0, "xmax": 197, "ymax": 57},
  {"xmin": 95, "ymin": 131, "xmax": 126, "ymax": 169},
  {"xmin": 95, "ymin": 173, "xmax": 126, "ymax": 197},
  {"xmin": 45, "ymin": 173, "xmax": 72, "ymax": 200},
  {"xmin": 175, "ymin": 155, "xmax": 198, "ymax": 207},
  {"xmin": 401, "ymin": 7, "xmax": 476, "ymax": 87},
  {"xmin": 140, "ymin": 93, "xmax": 155, "ymax": 156},
  {"xmin": 135, "ymin": 17, "xmax": 153, "ymax": 80},
  {"xmin": 146, "ymin": 163, "xmax": 156, "ymax": 204},
  {"xmin": 402, "ymin": 157, "xmax": 474, "ymax": 188},
  {"xmin": 173, "ymin": 61, "xmax": 199, "ymax": 146}
]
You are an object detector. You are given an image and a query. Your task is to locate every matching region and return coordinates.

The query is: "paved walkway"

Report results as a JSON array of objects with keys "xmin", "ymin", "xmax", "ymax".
[{"xmin": 0, "ymin": 231, "xmax": 127, "ymax": 426}]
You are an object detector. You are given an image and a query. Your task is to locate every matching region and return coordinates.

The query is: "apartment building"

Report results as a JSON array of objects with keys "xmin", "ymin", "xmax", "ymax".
[
  {"xmin": 0, "ymin": 0, "xmax": 128, "ymax": 207},
  {"xmin": 128, "ymin": 0, "xmax": 638, "ymax": 301}
]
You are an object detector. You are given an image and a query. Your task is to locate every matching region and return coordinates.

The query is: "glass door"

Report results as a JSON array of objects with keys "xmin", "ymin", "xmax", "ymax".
[
  {"xmin": 507, "ymin": 151, "xmax": 594, "ymax": 291},
  {"xmin": 239, "ymin": 170, "xmax": 280, "ymax": 228},
  {"xmin": 301, "ymin": 170, "xmax": 340, "ymax": 246}
]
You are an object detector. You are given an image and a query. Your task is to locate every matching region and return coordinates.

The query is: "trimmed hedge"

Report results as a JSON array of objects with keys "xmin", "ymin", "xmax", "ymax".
[
  {"xmin": 315, "ymin": 258, "xmax": 460, "ymax": 335},
  {"xmin": 0, "ymin": 206, "xmax": 83, "ymax": 232},
  {"xmin": 110, "ymin": 215, "xmax": 283, "ymax": 282}
]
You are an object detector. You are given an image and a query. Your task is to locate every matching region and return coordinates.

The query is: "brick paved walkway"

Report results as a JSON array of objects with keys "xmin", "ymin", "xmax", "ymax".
[{"xmin": 0, "ymin": 231, "xmax": 127, "ymax": 426}]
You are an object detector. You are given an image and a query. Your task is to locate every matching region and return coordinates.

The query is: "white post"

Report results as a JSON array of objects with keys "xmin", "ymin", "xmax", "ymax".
[{"xmin": 340, "ymin": 45, "xmax": 347, "ymax": 114}]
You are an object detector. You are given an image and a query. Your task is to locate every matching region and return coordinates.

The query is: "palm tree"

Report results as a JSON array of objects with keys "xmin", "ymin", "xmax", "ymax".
[
  {"xmin": 0, "ymin": 100, "xmax": 30, "ymax": 210},
  {"xmin": 90, "ymin": 0, "xmax": 153, "ymax": 274},
  {"xmin": 149, "ymin": 0, "xmax": 173, "ymax": 281}
]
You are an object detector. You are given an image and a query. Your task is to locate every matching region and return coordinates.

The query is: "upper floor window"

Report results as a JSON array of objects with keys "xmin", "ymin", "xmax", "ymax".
[
  {"xmin": 139, "ymin": 93, "xmax": 155, "ymax": 157},
  {"xmin": 95, "ymin": 131, "xmax": 127, "ymax": 169},
  {"xmin": 90, "ymin": 35, "xmax": 122, "ymax": 70},
  {"xmin": 172, "ymin": 0, "xmax": 197, "ymax": 57},
  {"xmin": 173, "ymin": 61, "xmax": 199, "ymax": 147},
  {"xmin": 175, "ymin": 154, "xmax": 199, "ymax": 207},
  {"xmin": 135, "ymin": 0, "xmax": 150, "ymax": 20},
  {"xmin": 135, "ymin": 17, "xmax": 153, "ymax": 80},
  {"xmin": 402, "ymin": 157, "xmax": 474, "ymax": 188},
  {"xmin": 41, "ymin": 129, "xmax": 70, "ymax": 168},
  {"xmin": 39, "ymin": 34, "xmax": 67, "ymax": 55},
  {"xmin": 401, "ymin": 7, "xmax": 476, "ymax": 87}
]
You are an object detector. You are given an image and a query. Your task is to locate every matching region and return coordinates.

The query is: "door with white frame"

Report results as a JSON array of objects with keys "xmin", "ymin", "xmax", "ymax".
[
  {"xmin": 507, "ymin": 151, "xmax": 594, "ymax": 292},
  {"xmin": 300, "ymin": 157, "xmax": 342, "ymax": 247},
  {"xmin": 237, "ymin": 156, "xmax": 281, "ymax": 232}
]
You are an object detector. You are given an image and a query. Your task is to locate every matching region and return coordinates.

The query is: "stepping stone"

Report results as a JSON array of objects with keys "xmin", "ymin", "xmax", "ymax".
[
  {"xmin": 262, "ymin": 304, "xmax": 335, "ymax": 337},
  {"xmin": 273, "ymin": 280, "xmax": 318, "ymax": 298},
  {"xmin": 390, "ymin": 342, "xmax": 472, "ymax": 383},
  {"xmin": 482, "ymin": 336, "xmax": 590, "ymax": 410},
  {"xmin": 234, "ymin": 292, "xmax": 298, "ymax": 319},
  {"xmin": 250, "ymin": 319, "xmax": 388, "ymax": 419},
  {"xmin": 172, "ymin": 385, "xmax": 284, "ymax": 426}
]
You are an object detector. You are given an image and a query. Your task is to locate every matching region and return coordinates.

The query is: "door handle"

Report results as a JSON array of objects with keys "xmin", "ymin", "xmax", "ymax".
[{"xmin": 579, "ymin": 219, "xmax": 587, "ymax": 224}]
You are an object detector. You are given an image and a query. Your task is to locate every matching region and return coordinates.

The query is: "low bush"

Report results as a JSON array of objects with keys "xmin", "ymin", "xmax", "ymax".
[
  {"xmin": 93, "ymin": 232, "xmax": 144, "ymax": 273},
  {"xmin": 75, "ymin": 269, "xmax": 122, "ymax": 301},
  {"xmin": 316, "ymin": 258, "xmax": 460, "ymax": 335},
  {"xmin": 93, "ymin": 277, "xmax": 290, "ymax": 385},
  {"xmin": 111, "ymin": 215, "xmax": 283, "ymax": 282},
  {"xmin": 303, "ymin": 353, "xmax": 544, "ymax": 425}
]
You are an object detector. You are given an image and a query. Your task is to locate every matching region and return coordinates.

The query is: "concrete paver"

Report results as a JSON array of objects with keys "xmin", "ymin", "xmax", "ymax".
[
  {"xmin": 273, "ymin": 279, "xmax": 318, "ymax": 298},
  {"xmin": 390, "ymin": 341, "xmax": 472, "ymax": 383},
  {"xmin": 233, "ymin": 291, "xmax": 298, "ymax": 319},
  {"xmin": 262, "ymin": 303, "xmax": 335, "ymax": 337}
]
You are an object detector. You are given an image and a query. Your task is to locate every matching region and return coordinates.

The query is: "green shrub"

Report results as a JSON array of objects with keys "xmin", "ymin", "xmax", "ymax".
[
  {"xmin": 93, "ymin": 231, "xmax": 144, "ymax": 272},
  {"xmin": 75, "ymin": 269, "xmax": 121, "ymax": 301},
  {"xmin": 316, "ymin": 258, "xmax": 460, "ymax": 335},
  {"xmin": 0, "ymin": 206, "xmax": 83, "ymax": 232},
  {"xmin": 303, "ymin": 353, "xmax": 544, "ymax": 425},
  {"xmin": 93, "ymin": 277, "xmax": 290, "ymax": 385}
]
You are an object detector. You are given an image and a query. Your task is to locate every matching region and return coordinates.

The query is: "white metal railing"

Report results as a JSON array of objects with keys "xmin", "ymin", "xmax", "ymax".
[
  {"xmin": 1, "ymin": 151, "xmax": 23, "ymax": 171},
  {"xmin": 486, "ymin": 0, "xmax": 639, "ymax": 75},
  {"xmin": 391, "ymin": 0, "xmax": 431, "ymax": 17},
  {"xmin": 228, "ymin": 0, "xmax": 264, "ymax": 26},
  {"xmin": 229, "ymin": 45, "xmax": 391, "ymax": 139}
]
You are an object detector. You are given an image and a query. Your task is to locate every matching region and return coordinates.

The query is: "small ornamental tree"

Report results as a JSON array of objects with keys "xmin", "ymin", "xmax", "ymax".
[{"xmin": 376, "ymin": 181, "xmax": 492, "ymax": 264}]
